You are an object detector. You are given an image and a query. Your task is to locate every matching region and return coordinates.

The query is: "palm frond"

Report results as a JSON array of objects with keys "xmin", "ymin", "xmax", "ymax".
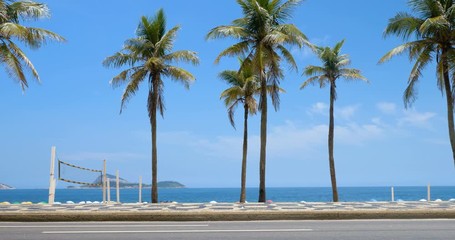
[
  {"xmin": 8, "ymin": 1, "xmax": 50, "ymax": 21},
  {"xmin": 227, "ymin": 99, "xmax": 242, "ymax": 129},
  {"xmin": 219, "ymin": 70, "xmax": 243, "ymax": 87},
  {"xmin": 214, "ymin": 41, "xmax": 250, "ymax": 64},
  {"xmin": 273, "ymin": 0, "xmax": 302, "ymax": 21},
  {"xmin": 109, "ymin": 66, "xmax": 144, "ymax": 88},
  {"xmin": 276, "ymin": 44, "xmax": 297, "ymax": 71},
  {"xmin": 103, "ymin": 52, "xmax": 137, "ymax": 68},
  {"xmin": 303, "ymin": 65, "xmax": 325, "ymax": 76},
  {"xmin": 419, "ymin": 15, "xmax": 449, "ymax": 34},
  {"xmin": 384, "ymin": 12, "xmax": 423, "ymax": 40},
  {"xmin": 5, "ymin": 39, "xmax": 39, "ymax": 80},
  {"xmin": 119, "ymin": 68, "xmax": 148, "ymax": 113},
  {"xmin": 206, "ymin": 25, "xmax": 247, "ymax": 40},
  {"xmin": 154, "ymin": 25, "xmax": 179, "ymax": 55},
  {"xmin": 164, "ymin": 50, "xmax": 199, "ymax": 65},
  {"xmin": 339, "ymin": 68, "xmax": 368, "ymax": 82},
  {"xmin": 0, "ymin": 23, "xmax": 65, "ymax": 48},
  {"xmin": 164, "ymin": 66, "xmax": 195, "ymax": 89},
  {"xmin": 0, "ymin": 42, "xmax": 27, "ymax": 89},
  {"xmin": 378, "ymin": 42, "xmax": 415, "ymax": 63}
]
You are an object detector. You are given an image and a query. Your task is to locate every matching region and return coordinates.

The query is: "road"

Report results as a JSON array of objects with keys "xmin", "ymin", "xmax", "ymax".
[{"xmin": 0, "ymin": 219, "xmax": 454, "ymax": 240}]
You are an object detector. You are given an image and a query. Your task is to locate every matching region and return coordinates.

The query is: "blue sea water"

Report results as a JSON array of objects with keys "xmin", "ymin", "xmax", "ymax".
[{"xmin": 0, "ymin": 187, "xmax": 454, "ymax": 203}]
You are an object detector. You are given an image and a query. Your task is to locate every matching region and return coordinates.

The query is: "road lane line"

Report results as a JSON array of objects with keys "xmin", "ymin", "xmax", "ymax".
[
  {"xmin": 0, "ymin": 224, "xmax": 208, "ymax": 228},
  {"xmin": 42, "ymin": 229, "xmax": 313, "ymax": 234}
]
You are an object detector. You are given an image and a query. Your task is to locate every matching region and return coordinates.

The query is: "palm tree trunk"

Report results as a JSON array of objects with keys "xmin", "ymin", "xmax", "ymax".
[
  {"xmin": 258, "ymin": 69, "xmax": 267, "ymax": 203},
  {"xmin": 442, "ymin": 49, "xmax": 455, "ymax": 167},
  {"xmin": 240, "ymin": 104, "xmax": 248, "ymax": 203},
  {"xmin": 149, "ymin": 76, "xmax": 159, "ymax": 204},
  {"xmin": 329, "ymin": 82, "xmax": 338, "ymax": 202}
]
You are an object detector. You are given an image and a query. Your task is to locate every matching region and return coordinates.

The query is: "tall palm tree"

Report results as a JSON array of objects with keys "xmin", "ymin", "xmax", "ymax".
[
  {"xmin": 379, "ymin": 0, "xmax": 455, "ymax": 167},
  {"xmin": 0, "ymin": 0, "xmax": 65, "ymax": 90},
  {"xmin": 219, "ymin": 58, "xmax": 258, "ymax": 203},
  {"xmin": 207, "ymin": 0, "xmax": 310, "ymax": 202},
  {"xmin": 103, "ymin": 9, "xmax": 199, "ymax": 203},
  {"xmin": 301, "ymin": 40, "xmax": 367, "ymax": 202}
]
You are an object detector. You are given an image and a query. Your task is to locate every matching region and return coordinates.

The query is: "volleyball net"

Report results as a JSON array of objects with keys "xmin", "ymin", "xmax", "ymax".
[{"xmin": 57, "ymin": 159, "xmax": 103, "ymax": 186}]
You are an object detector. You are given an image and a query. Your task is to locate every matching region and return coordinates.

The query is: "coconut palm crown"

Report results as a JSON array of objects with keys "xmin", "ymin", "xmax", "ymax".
[
  {"xmin": 379, "ymin": 0, "xmax": 455, "ymax": 166},
  {"xmin": 301, "ymin": 39, "xmax": 367, "ymax": 202},
  {"xmin": 220, "ymin": 58, "xmax": 258, "ymax": 129},
  {"xmin": 0, "ymin": 0, "xmax": 65, "ymax": 90},
  {"xmin": 103, "ymin": 9, "xmax": 199, "ymax": 203},
  {"xmin": 207, "ymin": 0, "xmax": 311, "ymax": 202}
]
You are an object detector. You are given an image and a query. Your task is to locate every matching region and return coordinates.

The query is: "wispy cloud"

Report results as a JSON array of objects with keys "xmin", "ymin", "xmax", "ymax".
[
  {"xmin": 307, "ymin": 102, "xmax": 328, "ymax": 116},
  {"xmin": 157, "ymin": 119, "xmax": 385, "ymax": 161},
  {"xmin": 307, "ymin": 102, "xmax": 359, "ymax": 121},
  {"xmin": 398, "ymin": 109, "xmax": 436, "ymax": 128},
  {"xmin": 337, "ymin": 105, "xmax": 360, "ymax": 120},
  {"xmin": 377, "ymin": 102, "xmax": 397, "ymax": 114}
]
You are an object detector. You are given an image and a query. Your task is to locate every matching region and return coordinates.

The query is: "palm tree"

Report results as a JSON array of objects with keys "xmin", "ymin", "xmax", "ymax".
[
  {"xmin": 207, "ymin": 0, "xmax": 310, "ymax": 202},
  {"xmin": 379, "ymin": 0, "xmax": 455, "ymax": 167},
  {"xmin": 301, "ymin": 40, "xmax": 367, "ymax": 202},
  {"xmin": 103, "ymin": 9, "xmax": 199, "ymax": 203},
  {"xmin": 219, "ymin": 58, "xmax": 258, "ymax": 203},
  {"xmin": 0, "ymin": 0, "xmax": 65, "ymax": 90}
]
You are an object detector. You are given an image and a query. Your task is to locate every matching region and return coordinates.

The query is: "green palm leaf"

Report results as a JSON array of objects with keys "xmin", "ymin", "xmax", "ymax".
[{"xmin": 0, "ymin": 0, "xmax": 64, "ymax": 90}]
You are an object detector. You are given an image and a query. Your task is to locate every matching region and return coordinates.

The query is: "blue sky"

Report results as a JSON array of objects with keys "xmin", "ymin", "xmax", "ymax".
[{"xmin": 0, "ymin": 0, "xmax": 454, "ymax": 189}]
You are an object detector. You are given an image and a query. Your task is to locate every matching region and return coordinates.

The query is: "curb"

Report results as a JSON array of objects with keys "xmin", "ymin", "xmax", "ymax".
[{"xmin": 1, "ymin": 209, "xmax": 455, "ymax": 222}]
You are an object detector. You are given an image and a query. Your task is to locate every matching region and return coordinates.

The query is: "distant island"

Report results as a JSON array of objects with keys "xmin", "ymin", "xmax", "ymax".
[
  {"xmin": 0, "ymin": 183, "xmax": 14, "ymax": 190},
  {"xmin": 67, "ymin": 174, "xmax": 185, "ymax": 189}
]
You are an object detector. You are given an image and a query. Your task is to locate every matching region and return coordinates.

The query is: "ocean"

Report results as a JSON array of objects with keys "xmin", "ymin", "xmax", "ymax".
[{"xmin": 0, "ymin": 187, "xmax": 454, "ymax": 204}]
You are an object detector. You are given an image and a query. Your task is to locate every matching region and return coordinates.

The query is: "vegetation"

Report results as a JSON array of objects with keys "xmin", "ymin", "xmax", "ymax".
[
  {"xmin": 0, "ymin": 0, "xmax": 64, "ymax": 90},
  {"xmin": 380, "ymin": 0, "xmax": 455, "ymax": 167},
  {"xmin": 219, "ymin": 58, "xmax": 258, "ymax": 203},
  {"xmin": 103, "ymin": 9, "xmax": 199, "ymax": 203},
  {"xmin": 301, "ymin": 40, "xmax": 367, "ymax": 202},
  {"xmin": 207, "ymin": 0, "xmax": 310, "ymax": 202}
]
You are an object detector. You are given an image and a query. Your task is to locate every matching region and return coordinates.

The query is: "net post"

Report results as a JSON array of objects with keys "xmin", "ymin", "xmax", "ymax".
[
  {"xmin": 48, "ymin": 146, "xmax": 56, "ymax": 205},
  {"xmin": 139, "ymin": 176, "xmax": 142, "ymax": 203},
  {"xmin": 102, "ymin": 159, "xmax": 106, "ymax": 204},
  {"xmin": 427, "ymin": 184, "xmax": 431, "ymax": 202},
  {"xmin": 107, "ymin": 178, "xmax": 111, "ymax": 203},
  {"xmin": 391, "ymin": 186, "xmax": 394, "ymax": 202},
  {"xmin": 116, "ymin": 170, "xmax": 120, "ymax": 203}
]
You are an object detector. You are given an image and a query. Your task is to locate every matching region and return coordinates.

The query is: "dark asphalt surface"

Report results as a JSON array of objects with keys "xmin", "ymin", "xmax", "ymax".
[{"xmin": 1, "ymin": 219, "xmax": 454, "ymax": 240}]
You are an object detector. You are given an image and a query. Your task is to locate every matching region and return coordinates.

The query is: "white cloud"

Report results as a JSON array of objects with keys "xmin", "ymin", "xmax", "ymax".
[
  {"xmin": 308, "ymin": 102, "xmax": 328, "ymax": 116},
  {"xmin": 377, "ymin": 102, "xmax": 397, "ymax": 114},
  {"xmin": 337, "ymin": 105, "xmax": 359, "ymax": 120},
  {"xmin": 335, "ymin": 123, "xmax": 384, "ymax": 145},
  {"xmin": 398, "ymin": 110, "xmax": 436, "ymax": 128},
  {"xmin": 308, "ymin": 102, "xmax": 360, "ymax": 120},
  {"xmin": 157, "ymin": 120, "xmax": 385, "ymax": 161}
]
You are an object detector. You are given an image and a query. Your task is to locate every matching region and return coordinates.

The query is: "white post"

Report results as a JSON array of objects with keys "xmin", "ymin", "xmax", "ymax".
[
  {"xmin": 107, "ymin": 178, "xmax": 111, "ymax": 203},
  {"xmin": 427, "ymin": 184, "xmax": 431, "ymax": 202},
  {"xmin": 391, "ymin": 186, "xmax": 395, "ymax": 202},
  {"xmin": 102, "ymin": 160, "xmax": 106, "ymax": 204},
  {"xmin": 116, "ymin": 170, "xmax": 120, "ymax": 203},
  {"xmin": 48, "ymin": 146, "xmax": 56, "ymax": 205},
  {"xmin": 139, "ymin": 176, "xmax": 142, "ymax": 203}
]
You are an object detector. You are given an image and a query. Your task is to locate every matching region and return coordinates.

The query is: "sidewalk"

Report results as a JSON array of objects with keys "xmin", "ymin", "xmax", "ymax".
[{"xmin": 1, "ymin": 201, "xmax": 455, "ymax": 221}]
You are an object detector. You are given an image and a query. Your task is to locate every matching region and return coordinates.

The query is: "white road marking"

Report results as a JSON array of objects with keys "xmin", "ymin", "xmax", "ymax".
[
  {"xmin": 42, "ymin": 229, "xmax": 313, "ymax": 234},
  {"xmin": 0, "ymin": 224, "xmax": 208, "ymax": 228}
]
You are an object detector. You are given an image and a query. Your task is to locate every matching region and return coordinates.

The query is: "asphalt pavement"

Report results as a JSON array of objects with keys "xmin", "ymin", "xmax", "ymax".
[{"xmin": 1, "ymin": 219, "xmax": 454, "ymax": 240}]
